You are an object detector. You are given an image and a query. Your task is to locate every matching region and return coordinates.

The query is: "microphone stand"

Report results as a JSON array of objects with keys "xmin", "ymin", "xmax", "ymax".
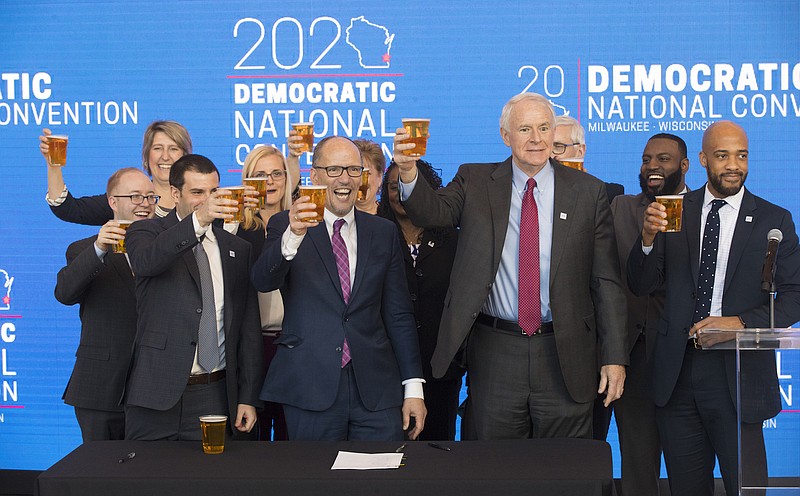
[{"xmin": 769, "ymin": 281, "xmax": 776, "ymax": 329}]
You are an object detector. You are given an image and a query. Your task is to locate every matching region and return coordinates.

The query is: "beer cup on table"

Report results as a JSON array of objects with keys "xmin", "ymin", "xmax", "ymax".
[
  {"xmin": 199, "ymin": 415, "xmax": 227, "ymax": 454},
  {"xmin": 292, "ymin": 122, "xmax": 315, "ymax": 153},
  {"xmin": 559, "ymin": 157, "xmax": 585, "ymax": 172},
  {"xmin": 243, "ymin": 177, "xmax": 268, "ymax": 209},
  {"xmin": 400, "ymin": 119, "xmax": 430, "ymax": 157},
  {"xmin": 357, "ymin": 169, "xmax": 370, "ymax": 201},
  {"xmin": 298, "ymin": 185, "xmax": 326, "ymax": 223},
  {"xmin": 112, "ymin": 220, "xmax": 134, "ymax": 254},
  {"xmin": 655, "ymin": 195, "xmax": 684, "ymax": 232},
  {"xmin": 219, "ymin": 186, "xmax": 246, "ymax": 223},
  {"xmin": 46, "ymin": 135, "xmax": 69, "ymax": 167}
]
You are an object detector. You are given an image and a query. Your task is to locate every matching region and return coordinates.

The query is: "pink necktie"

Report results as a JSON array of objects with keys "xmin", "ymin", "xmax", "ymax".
[
  {"xmin": 331, "ymin": 219, "xmax": 351, "ymax": 366},
  {"xmin": 519, "ymin": 178, "xmax": 542, "ymax": 336}
]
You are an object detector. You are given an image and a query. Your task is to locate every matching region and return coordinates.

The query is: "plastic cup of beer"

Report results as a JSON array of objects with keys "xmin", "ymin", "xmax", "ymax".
[
  {"xmin": 357, "ymin": 169, "xmax": 370, "ymax": 201},
  {"xmin": 243, "ymin": 177, "xmax": 268, "ymax": 209},
  {"xmin": 219, "ymin": 186, "xmax": 246, "ymax": 223},
  {"xmin": 199, "ymin": 415, "xmax": 227, "ymax": 454},
  {"xmin": 656, "ymin": 195, "xmax": 684, "ymax": 232},
  {"xmin": 298, "ymin": 185, "xmax": 326, "ymax": 223},
  {"xmin": 47, "ymin": 135, "xmax": 69, "ymax": 167},
  {"xmin": 292, "ymin": 122, "xmax": 314, "ymax": 153},
  {"xmin": 112, "ymin": 220, "xmax": 134, "ymax": 254},
  {"xmin": 559, "ymin": 157, "xmax": 585, "ymax": 172},
  {"xmin": 400, "ymin": 119, "xmax": 430, "ymax": 157}
]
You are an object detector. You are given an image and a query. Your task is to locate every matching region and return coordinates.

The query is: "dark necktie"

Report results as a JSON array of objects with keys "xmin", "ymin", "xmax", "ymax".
[
  {"xmin": 519, "ymin": 178, "xmax": 542, "ymax": 336},
  {"xmin": 331, "ymin": 219, "xmax": 352, "ymax": 366},
  {"xmin": 693, "ymin": 199, "xmax": 727, "ymax": 323},
  {"xmin": 194, "ymin": 235, "xmax": 220, "ymax": 372}
]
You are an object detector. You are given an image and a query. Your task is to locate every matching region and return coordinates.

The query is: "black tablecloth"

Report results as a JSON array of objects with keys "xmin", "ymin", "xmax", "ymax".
[{"xmin": 35, "ymin": 438, "xmax": 613, "ymax": 496}]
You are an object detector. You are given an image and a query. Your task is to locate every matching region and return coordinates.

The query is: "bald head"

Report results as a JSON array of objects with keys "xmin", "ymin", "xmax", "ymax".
[
  {"xmin": 702, "ymin": 121, "xmax": 748, "ymax": 154},
  {"xmin": 699, "ymin": 120, "xmax": 749, "ymax": 198}
]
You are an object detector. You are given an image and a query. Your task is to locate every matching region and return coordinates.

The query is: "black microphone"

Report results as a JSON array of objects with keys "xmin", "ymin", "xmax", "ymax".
[{"xmin": 761, "ymin": 229, "xmax": 783, "ymax": 291}]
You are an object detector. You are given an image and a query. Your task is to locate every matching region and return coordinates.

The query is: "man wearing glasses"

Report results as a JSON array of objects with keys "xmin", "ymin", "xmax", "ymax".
[
  {"xmin": 553, "ymin": 115, "xmax": 624, "ymax": 204},
  {"xmin": 252, "ymin": 136, "xmax": 427, "ymax": 441},
  {"xmin": 54, "ymin": 168, "xmax": 157, "ymax": 442}
]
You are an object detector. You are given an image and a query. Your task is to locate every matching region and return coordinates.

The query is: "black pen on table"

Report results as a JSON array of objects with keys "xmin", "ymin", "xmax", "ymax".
[{"xmin": 427, "ymin": 442, "xmax": 451, "ymax": 451}]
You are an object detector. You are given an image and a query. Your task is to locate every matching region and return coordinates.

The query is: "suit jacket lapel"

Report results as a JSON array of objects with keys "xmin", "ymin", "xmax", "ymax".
[
  {"xmin": 550, "ymin": 163, "xmax": 578, "ymax": 284},
  {"xmin": 683, "ymin": 189, "xmax": 703, "ymax": 285},
  {"xmin": 307, "ymin": 221, "xmax": 345, "ymax": 302},
  {"xmin": 724, "ymin": 189, "xmax": 756, "ymax": 290},
  {"xmin": 488, "ymin": 159, "xmax": 513, "ymax": 272},
  {"xmin": 415, "ymin": 231, "xmax": 435, "ymax": 264},
  {"xmin": 215, "ymin": 228, "xmax": 236, "ymax": 333},
  {"xmin": 351, "ymin": 211, "xmax": 371, "ymax": 302},
  {"xmin": 108, "ymin": 253, "xmax": 135, "ymax": 297}
]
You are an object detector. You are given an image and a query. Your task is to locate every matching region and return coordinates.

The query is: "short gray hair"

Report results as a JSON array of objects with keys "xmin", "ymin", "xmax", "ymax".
[
  {"xmin": 499, "ymin": 93, "xmax": 555, "ymax": 132},
  {"xmin": 555, "ymin": 115, "xmax": 585, "ymax": 145}
]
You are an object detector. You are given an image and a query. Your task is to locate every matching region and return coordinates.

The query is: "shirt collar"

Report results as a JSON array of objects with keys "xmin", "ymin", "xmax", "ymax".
[
  {"xmin": 512, "ymin": 160, "xmax": 553, "ymax": 194},
  {"xmin": 702, "ymin": 183, "xmax": 745, "ymax": 212},
  {"xmin": 323, "ymin": 205, "xmax": 356, "ymax": 230}
]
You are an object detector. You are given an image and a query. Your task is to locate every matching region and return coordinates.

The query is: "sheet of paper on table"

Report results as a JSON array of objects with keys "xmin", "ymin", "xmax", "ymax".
[{"xmin": 331, "ymin": 451, "xmax": 404, "ymax": 470}]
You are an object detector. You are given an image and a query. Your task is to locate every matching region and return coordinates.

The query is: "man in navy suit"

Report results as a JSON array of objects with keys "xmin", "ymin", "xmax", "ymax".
[
  {"xmin": 55, "ymin": 167, "xmax": 156, "ymax": 442},
  {"xmin": 628, "ymin": 121, "xmax": 800, "ymax": 496},
  {"xmin": 252, "ymin": 136, "xmax": 427, "ymax": 441}
]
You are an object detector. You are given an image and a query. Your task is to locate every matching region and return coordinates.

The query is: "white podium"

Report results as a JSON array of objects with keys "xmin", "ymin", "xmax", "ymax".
[{"xmin": 699, "ymin": 328, "xmax": 800, "ymax": 495}]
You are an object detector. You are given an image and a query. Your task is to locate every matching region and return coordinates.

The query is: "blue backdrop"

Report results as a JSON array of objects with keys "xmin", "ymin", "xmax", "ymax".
[{"xmin": 1, "ymin": 0, "xmax": 798, "ymax": 475}]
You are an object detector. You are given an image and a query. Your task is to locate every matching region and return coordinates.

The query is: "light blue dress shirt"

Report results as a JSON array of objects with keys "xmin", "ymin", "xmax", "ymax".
[{"xmin": 400, "ymin": 161, "xmax": 554, "ymax": 322}]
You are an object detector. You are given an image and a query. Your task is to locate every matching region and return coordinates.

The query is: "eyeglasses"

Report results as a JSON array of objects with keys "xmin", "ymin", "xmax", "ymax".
[
  {"xmin": 552, "ymin": 142, "xmax": 582, "ymax": 155},
  {"xmin": 313, "ymin": 165, "xmax": 364, "ymax": 178},
  {"xmin": 113, "ymin": 194, "xmax": 161, "ymax": 205},
  {"xmin": 251, "ymin": 170, "xmax": 286, "ymax": 181}
]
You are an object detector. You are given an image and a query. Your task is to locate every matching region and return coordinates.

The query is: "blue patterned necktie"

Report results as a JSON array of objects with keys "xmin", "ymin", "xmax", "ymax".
[
  {"xmin": 331, "ymin": 219, "xmax": 351, "ymax": 366},
  {"xmin": 194, "ymin": 235, "xmax": 220, "ymax": 372},
  {"xmin": 693, "ymin": 199, "xmax": 727, "ymax": 323}
]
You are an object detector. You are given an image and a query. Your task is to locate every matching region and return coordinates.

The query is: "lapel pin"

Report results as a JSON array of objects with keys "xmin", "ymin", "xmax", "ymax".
[
  {"xmin": 229, "ymin": 251, "xmax": 236, "ymax": 257},
  {"xmin": 560, "ymin": 212, "xmax": 567, "ymax": 220},
  {"xmin": 745, "ymin": 216, "xmax": 753, "ymax": 223},
  {"xmin": 428, "ymin": 241, "xmax": 435, "ymax": 248}
]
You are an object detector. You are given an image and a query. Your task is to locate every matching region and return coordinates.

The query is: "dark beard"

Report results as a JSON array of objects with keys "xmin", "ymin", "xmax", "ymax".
[
  {"xmin": 708, "ymin": 170, "xmax": 746, "ymax": 197},
  {"xmin": 639, "ymin": 168, "xmax": 684, "ymax": 201}
]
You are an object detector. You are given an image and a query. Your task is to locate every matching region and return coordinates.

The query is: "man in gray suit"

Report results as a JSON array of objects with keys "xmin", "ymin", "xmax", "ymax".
[
  {"xmin": 609, "ymin": 133, "xmax": 689, "ymax": 495},
  {"xmin": 394, "ymin": 92, "xmax": 628, "ymax": 439},
  {"xmin": 124, "ymin": 154, "xmax": 264, "ymax": 441},
  {"xmin": 55, "ymin": 168, "xmax": 156, "ymax": 442}
]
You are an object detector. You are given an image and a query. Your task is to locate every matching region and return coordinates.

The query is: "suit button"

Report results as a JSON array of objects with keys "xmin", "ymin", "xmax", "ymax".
[
  {"xmin": 196, "ymin": 308, "xmax": 202, "ymax": 314},
  {"xmin": 487, "ymin": 283, "xmax": 493, "ymax": 289},
  {"xmin": 415, "ymin": 268, "xmax": 423, "ymax": 277},
  {"xmin": 343, "ymin": 317, "xmax": 349, "ymax": 323},
  {"xmin": 416, "ymin": 321, "xmax": 422, "ymax": 329},
  {"xmin": 410, "ymin": 293, "xmax": 417, "ymax": 301},
  {"xmin": 180, "ymin": 240, "xmax": 188, "ymax": 246},
  {"xmin": 335, "ymin": 347, "xmax": 342, "ymax": 352},
  {"xmin": 471, "ymin": 312, "xmax": 478, "ymax": 318}
]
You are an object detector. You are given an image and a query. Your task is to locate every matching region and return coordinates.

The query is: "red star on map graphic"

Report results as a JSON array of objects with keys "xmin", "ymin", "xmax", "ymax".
[
  {"xmin": 382, "ymin": 53, "xmax": 391, "ymax": 63},
  {"xmin": 2, "ymin": 296, "xmax": 9, "ymax": 306}
]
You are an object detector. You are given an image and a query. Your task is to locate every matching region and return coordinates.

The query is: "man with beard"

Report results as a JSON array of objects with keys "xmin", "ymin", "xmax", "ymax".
[
  {"xmin": 628, "ymin": 121, "xmax": 800, "ymax": 495},
  {"xmin": 607, "ymin": 133, "xmax": 689, "ymax": 495}
]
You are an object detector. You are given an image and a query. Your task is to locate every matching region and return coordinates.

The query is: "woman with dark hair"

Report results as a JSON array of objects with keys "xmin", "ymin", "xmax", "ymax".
[{"xmin": 378, "ymin": 159, "xmax": 464, "ymax": 440}]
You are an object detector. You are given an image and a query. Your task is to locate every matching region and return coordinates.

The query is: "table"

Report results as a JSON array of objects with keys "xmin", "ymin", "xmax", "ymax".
[{"xmin": 35, "ymin": 438, "xmax": 613, "ymax": 496}]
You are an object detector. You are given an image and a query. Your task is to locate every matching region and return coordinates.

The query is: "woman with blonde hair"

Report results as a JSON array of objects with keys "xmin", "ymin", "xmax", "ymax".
[
  {"xmin": 40, "ymin": 120, "xmax": 192, "ymax": 224},
  {"xmin": 235, "ymin": 143, "xmax": 300, "ymax": 441}
]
